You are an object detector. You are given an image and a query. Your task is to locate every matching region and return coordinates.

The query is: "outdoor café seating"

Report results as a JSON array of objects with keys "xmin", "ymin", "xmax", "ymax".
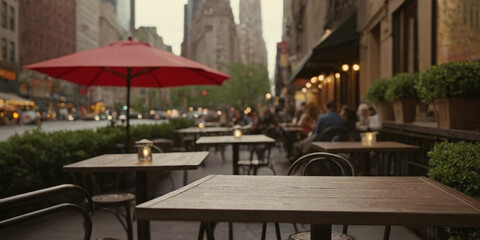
[
  {"xmin": 0, "ymin": 184, "xmax": 94, "ymax": 240},
  {"xmin": 238, "ymin": 144, "xmax": 276, "ymax": 175}
]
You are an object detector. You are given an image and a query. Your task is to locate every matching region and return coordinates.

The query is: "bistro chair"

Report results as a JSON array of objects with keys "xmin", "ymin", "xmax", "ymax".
[
  {"xmin": 262, "ymin": 152, "xmax": 356, "ymax": 240},
  {"xmin": 85, "ymin": 172, "xmax": 135, "ymax": 240},
  {"xmin": 238, "ymin": 144, "xmax": 276, "ymax": 175},
  {"xmin": 0, "ymin": 184, "xmax": 94, "ymax": 240}
]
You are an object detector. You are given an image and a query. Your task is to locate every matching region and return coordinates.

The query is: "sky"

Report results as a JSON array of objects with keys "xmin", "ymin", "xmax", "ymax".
[{"xmin": 135, "ymin": 0, "xmax": 283, "ymax": 81}]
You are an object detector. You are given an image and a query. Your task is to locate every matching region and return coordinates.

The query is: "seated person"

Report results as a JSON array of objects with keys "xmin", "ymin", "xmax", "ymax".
[
  {"xmin": 297, "ymin": 103, "xmax": 318, "ymax": 140},
  {"xmin": 312, "ymin": 101, "xmax": 345, "ymax": 139}
]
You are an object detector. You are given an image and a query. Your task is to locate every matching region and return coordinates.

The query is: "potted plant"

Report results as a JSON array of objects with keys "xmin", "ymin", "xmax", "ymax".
[
  {"xmin": 385, "ymin": 72, "xmax": 419, "ymax": 123},
  {"xmin": 416, "ymin": 61, "xmax": 480, "ymax": 130},
  {"xmin": 366, "ymin": 77, "xmax": 394, "ymax": 124}
]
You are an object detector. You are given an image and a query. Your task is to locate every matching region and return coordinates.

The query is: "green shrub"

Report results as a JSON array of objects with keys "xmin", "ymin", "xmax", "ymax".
[
  {"xmin": 0, "ymin": 118, "xmax": 195, "ymax": 198},
  {"xmin": 385, "ymin": 72, "xmax": 418, "ymax": 101},
  {"xmin": 365, "ymin": 77, "xmax": 392, "ymax": 103},
  {"xmin": 416, "ymin": 61, "xmax": 480, "ymax": 101},
  {"xmin": 428, "ymin": 141, "xmax": 480, "ymax": 240}
]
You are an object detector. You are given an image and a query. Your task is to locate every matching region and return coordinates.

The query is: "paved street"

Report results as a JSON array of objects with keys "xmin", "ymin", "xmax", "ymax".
[{"xmin": 0, "ymin": 119, "xmax": 165, "ymax": 142}]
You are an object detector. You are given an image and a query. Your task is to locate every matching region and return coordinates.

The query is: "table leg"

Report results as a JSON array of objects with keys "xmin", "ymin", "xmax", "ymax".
[
  {"xmin": 232, "ymin": 144, "xmax": 239, "ymax": 175},
  {"xmin": 363, "ymin": 152, "xmax": 371, "ymax": 176},
  {"xmin": 136, "ymin": 171, "xmax": 150, "ymax": 240},
  {"xmin": 311, "ymin": 224, "xmax": 331, "ymax": 240}
]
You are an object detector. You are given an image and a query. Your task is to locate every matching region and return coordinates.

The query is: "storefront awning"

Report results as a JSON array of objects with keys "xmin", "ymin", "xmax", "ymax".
[
  {"xmin": 289, "ymin": 12, "xmax": 359, "ymax": 85},
  {"xmin": 0, "ymin": 92, "xmax": 35, "ymax": 108}
]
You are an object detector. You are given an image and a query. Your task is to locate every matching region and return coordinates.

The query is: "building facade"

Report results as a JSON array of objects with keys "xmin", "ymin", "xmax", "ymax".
[
  {"xmin": 237, "ymin": 0, "xmax": 267, "ymax": 65},
  {"xmin": 19, "ymin": 0, "xmax": 76, "ymax": 110},
  {"xmin": 283, "ymin": 0, "xmax": 358, "ymax": 109},
  {"xmin": 185, "ymin": 0, "xmax": 238, "ymax": 69},
  {"xmin": 0, "ymin": 0, "xmax": 19, "ymax": 94}
]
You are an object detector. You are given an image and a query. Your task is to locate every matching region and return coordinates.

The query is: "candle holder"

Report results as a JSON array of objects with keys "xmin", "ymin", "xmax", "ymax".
[
  {"xmin": 135, "ymin": 139, "xmax": 153, "ymax": 162},
  {"xmin": 361, "ymin": 132, "xmax": 377, "ymax": 146},
  {"xmin": 198, "ymin": 122, "xmax": 205, "ymax": 128},
  {"xmin": 233, "ymin": 127, "xmax": 242, "ymax": 139}
]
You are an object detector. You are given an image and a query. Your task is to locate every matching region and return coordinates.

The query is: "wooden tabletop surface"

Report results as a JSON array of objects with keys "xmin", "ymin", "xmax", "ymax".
[
  {"xmin": 196, "ymin": 134, "xmax": 275, "ymax": 145},
  {"xmin": 175, "ymin": 127, "xmax": 234, "ymax": 134},
  {"xmin": 137, "ymin": 175, "xmax": 480, "ymax": 227},
  {"xmin": 63, "ymin": 152, "xmax": 209, "ymax": 172},
  {"xmin": 312, "ymin": 141, "xmax": 419, "ymax": 153}
]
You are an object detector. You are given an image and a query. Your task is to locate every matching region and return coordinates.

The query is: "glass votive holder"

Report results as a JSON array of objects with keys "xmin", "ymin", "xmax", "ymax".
[
  {"xmin": 135, "ymin": 139, "xmax": 153, "ymax": 162},
  {"xmin": 361, "ymin": 132, "xmax": 377, "ymax": 146}
]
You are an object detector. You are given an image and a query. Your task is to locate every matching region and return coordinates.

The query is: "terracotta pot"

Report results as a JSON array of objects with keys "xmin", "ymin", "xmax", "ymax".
[
  {"xmin": 392, "ymin": 99, "xmax": 417, "ymax": 123},
  {"xmin": 374, "ymin": 101, "xmax": 394, "ymax": 124},
  {"xmin": 434, "ymin": 98, "xmax": 480, "ymax": 130}
]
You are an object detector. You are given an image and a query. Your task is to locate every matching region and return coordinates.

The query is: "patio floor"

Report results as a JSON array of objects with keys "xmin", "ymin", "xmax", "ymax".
[{"xmin": 0, "ymin": 144, "xmax": 423, "ymax": 240}]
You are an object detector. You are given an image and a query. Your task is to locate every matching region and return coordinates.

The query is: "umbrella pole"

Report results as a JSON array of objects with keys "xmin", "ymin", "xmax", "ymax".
[{"xmin": 126, "ymin": 68, "xmax": 131, "ymax": 153}]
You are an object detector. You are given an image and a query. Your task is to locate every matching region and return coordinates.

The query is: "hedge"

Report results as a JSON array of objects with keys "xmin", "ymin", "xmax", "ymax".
[
  {"xmin": 428, "ymin": 141, "xmax": 480, "ymax": 240},
  {"xmin": 0, "ymin": 118, "xmax": 194, "ymax": 198}
]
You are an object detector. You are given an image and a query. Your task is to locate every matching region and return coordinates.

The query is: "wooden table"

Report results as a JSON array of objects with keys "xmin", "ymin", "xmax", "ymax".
[
  {"xmin": 175, "ymin": 127, "xmax": 234, "ymax": 135},
  {"xmin": 312, "ymin": 141, "xmax": 419, "ymax": 175},
  {"xmin": 64, "ymin": 152, "xmax": 209, "ymax": 240},
  {"xmin": 196, "ymin": 134, "xmax": 275, "ymax": 175},
  {"xmin": 137, "ymin": 175, "xmax": 480, "ymax": 240}
]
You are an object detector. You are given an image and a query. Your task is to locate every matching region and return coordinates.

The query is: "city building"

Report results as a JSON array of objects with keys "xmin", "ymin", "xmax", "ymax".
[
  {"xmin": 183, "ymin": 0, "xmax": 238, "ymax": 69},
  {"xmin": 0, "ymin": 0, "xmax": 19, "ymax": 94},
  {"xmin": 284, "ymin": 0, "xmax": 358, "ymax": 109},
  {"xmin": 237, "ymin": 0, "xmax": 267, "ymax": 65},
  {"xmin": 18, "ymin": 0, "xmax": 76, "ymax": 111}
]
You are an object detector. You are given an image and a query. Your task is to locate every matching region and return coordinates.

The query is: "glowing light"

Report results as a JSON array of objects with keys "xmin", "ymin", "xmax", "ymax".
[
  {"xmin": 342, "ymin": 64, "xmax": 349, "ymax": 72},
  {"xmin": 306, "ymin": 82, "xmax": 312, "ymax": 88},
  {"xmin": 13, "ymin": 112, "xmax": 19, "ymax": 119},
  {"xmin": 150, "ymin": 110, "xmax": 155, "ymax": 115},
  {"xmin": 123, "ymin": 105, "xmax": 128, "ymax": 111},
  {"xmin": 266, "ymin": 93, "xmax": 272, "ymax": 99},
  {"xmin": 198, "ymin": 123, "xmax": 205, "ymax": 128},
  {"xmin": 318, "ymin": 75, "xmax": 325, "ymax": 81},
  {"xmin": 189, "ymin": 107, "xmax": 193, "ymax": 112},
  {"xmin": 233, "ymin": 129, "xmax": 242, "ymax": 138},
  {"xmin": 335, "ymin": 73, "xmax": 341, "ymax": 79},
  {"xmin": 301, "ymin": 88, "xmax": 307, "ymax": 93},
  {"xmin": 318, "ymin": 84, "xmax": 323, "ymax": 89},
  {"xmin": 217, "ymin": 110, "xmax": 222, "ymax": 116},
  {"xmin": 353, "ymin": 64, "xmax": 360, "ymax": 71},
  {"xmin": 310, "ymin": 76, "xmax": 318, "ymax": 83}
]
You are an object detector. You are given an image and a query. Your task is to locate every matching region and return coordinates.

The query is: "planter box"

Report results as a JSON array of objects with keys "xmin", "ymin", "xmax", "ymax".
[
  {"xmin": 374, "ymin": 101, "xmax": 394, "ymax": 125},
  {"xmin": 392, "ymin": 99, "xmax": 417, "ymax": 123},
  {"xmin": 434, "ymin": 98, "xmax": 480, "ymax": 130}
]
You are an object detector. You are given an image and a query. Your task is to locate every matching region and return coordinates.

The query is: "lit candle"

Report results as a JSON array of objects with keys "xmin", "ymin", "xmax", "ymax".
[
  {"xmin": 198, "ymin": 122, "xmax": 205, "ymax": 128},
  {"xmin": 361, "ymin": 132, "xmax": 377, "ymax": 146},
  {"xmin": 233, "ymin": 129, "xmax": 242, "ymax": 139}
]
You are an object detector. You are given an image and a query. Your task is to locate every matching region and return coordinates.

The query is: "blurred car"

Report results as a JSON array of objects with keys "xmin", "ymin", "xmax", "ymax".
[
  {"xmin": 21, "ymin": 110, "xmax": 41, "ymax": 125},
  {"xmin": 120, "ymin": 111, "xmax": 143, "ymax": 120},
  {"xmin": 82, "ymin": 113, "xmax": 100, "ymax": 121}
]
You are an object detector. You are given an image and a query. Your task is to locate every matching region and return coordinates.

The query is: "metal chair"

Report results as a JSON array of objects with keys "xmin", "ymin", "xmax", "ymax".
[
  {"xmin": 0, "ymin": 184, "xmax": 93, "ymax": 240},
  {"xmin": 238, "ymin": 145, "xmax": 276, "ymax": 175},
  {"xmin": 263, "ymin": 152, "xmax": 356, "ymax": 240}
]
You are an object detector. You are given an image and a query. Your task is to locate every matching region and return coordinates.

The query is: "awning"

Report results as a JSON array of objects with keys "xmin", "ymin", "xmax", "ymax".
[
  {"xmin": 0, "ymin": 92, "xmax": 35, "ymax": 108},
  {"xmin": 289, "ymin": 11, "xmax": 359, "ymax": 85}
]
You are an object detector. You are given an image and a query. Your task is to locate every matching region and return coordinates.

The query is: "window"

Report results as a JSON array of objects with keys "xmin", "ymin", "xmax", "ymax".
[
  {"xmin": 1, "ymin": 38, "xmax": 6, "ymax": 60},
  {"xmin": 9, "ymin": 6, "xmax": 13, "ymax": 30},
  {"xmin": 9, "ymin": 41, "xmax": 14, "ymax": 62},
  {"xmin": 1, "ymin": 1, "xmax": 6, "ymax": 28},
  {"xmin": 393, "ymin": 0, "xmax": 418, "ymax": 74}
]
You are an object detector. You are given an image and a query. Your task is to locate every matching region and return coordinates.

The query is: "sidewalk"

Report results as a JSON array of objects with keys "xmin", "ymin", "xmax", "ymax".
[{"xmin": 0, "ymin": 145, "xmax": 422, "ymax": 240}]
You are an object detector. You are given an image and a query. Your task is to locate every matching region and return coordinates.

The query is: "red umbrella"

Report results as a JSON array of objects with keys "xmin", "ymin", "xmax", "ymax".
[{"xmin": 24, "ymin": 38, "xmax": 230, "ymax": 147}]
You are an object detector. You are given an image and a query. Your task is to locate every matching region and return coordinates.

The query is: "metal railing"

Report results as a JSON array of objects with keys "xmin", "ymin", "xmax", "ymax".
[{"xmin": 0, "ymin": 184, "xmax": 93, "ymax": 240}]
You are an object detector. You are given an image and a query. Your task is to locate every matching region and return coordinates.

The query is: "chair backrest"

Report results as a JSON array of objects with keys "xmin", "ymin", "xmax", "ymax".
[
  {"xmin": 151, "ymin": 145, "xmax": 164, "ymax": 153},
  {"xmin": 0, "ymin": 184, "xmax": 93, "ymax": 240},
  {"xmin": 288, "ymin": 152, "xmax": 355, "ymax": 177},
  {"xmin": 315, "ymin": 126, "xmax": 348, "ymax": 142},
  {"xmin": 249, "ymin": 144, "xmax": 272, "ymax": 162}
]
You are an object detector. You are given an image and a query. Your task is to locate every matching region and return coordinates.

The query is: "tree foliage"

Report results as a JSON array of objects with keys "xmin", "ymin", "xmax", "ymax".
[{"xmin": 169, "ymin": 62, "xmax": 270, "ymax": 111}]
